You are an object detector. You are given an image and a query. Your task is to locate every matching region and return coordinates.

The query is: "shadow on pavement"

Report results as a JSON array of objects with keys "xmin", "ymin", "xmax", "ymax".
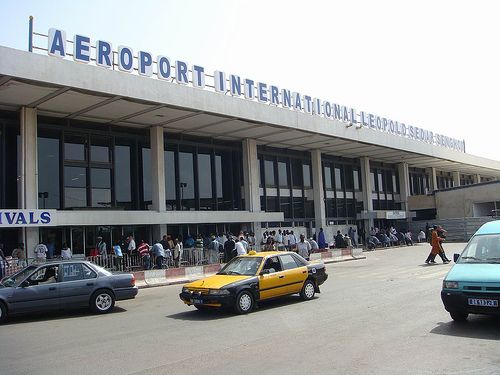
[
  {"xmin": 167, "ymin": 295, "xmax": 308, "ymax": 321},
  {"xmin": 431, "ymin": 315, "xmax": 500, "ymax": 340},
  {"xmin": 3, "ymin": 306, "xmax": 127, "ymax": 325}
]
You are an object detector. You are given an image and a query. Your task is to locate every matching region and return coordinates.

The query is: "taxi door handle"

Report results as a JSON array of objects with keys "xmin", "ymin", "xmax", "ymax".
[{"xmin": 278, "ymin": 275, "xmax": 285, "ymax": 279}]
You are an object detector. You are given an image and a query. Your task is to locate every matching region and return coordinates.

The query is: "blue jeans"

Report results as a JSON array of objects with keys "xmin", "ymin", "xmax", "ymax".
[{"xmin": 142, "ymin": 255, "xmax": 151, "ymax": 270}]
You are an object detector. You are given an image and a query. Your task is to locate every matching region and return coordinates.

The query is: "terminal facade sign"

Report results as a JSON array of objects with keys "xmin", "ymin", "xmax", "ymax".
[
  {"xmin": 0, "ymin": 210, "xmax": 56, "ymax": 227},
  {"xmin": 45, "ymin": 28, "xmax": 465, "ymax": 153}
]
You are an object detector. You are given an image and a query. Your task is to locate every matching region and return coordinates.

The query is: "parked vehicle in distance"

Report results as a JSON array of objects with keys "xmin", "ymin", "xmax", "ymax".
[
  {"xmin": 180, "ymin": 251, "xmax": 328, "ymax": 314},
  {"xmin": 441, "ymin": 220, "xmax": 500, "ymax": 322},
  {"xmin": 0, "ymin": 260, "xmax": 138, "ymax": 323}
]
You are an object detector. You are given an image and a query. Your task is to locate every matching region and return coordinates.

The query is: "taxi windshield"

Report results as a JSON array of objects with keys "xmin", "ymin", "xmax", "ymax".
[
  {"xmin": 1, "ymin": 265, "xmax": 38, "ymax": 287},
  {"xmin": 218, "ymin": 257, "xmax": 263, "ymax": 276},
  {"xmin": 459, "ymin": 234, "xmax": 500, "ymax": 263}
]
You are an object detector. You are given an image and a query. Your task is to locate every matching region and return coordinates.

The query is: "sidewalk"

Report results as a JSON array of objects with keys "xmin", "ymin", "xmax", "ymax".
[{"xmin": 133, "ymin": 247, "xmax": 366, "ymax": 289}]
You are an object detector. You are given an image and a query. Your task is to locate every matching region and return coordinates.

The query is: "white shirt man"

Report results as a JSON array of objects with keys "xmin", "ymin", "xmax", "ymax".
[
  {"xmin": 34, "ymin": 243, "xmax": 48, "ymax": 262},
  {"xmin": 128, "ymin": 236, "xmax": 136, "ymax": 254},
  {"xmin": 235, "ymin": 240, "xmax": 247, "ymax": 256},
  {"xmin": 288, "ymin": 231, "xmax": 297, "ymax": 246},
  {"xmin": 296, "ymin": 235, "xmax": 312, "ymax": 260},
  {"xmin": 275, "ymin": 230, "xmax": 283, "ymax": 245}
]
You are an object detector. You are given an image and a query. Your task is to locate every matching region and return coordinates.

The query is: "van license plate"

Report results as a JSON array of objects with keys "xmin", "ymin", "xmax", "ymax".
[
  {"xmin": 192, "ymin": 298, "xmax": 203, "ymax": 305},
  {"xmin": 468, "ymin": 298, "xmax": 498, "ymax": 307}
]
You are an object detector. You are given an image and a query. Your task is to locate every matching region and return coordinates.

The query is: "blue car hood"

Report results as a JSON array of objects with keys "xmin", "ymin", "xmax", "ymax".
[{"xmin": 446, "ymin": 263, "xmax": 500, "ymax": 283}]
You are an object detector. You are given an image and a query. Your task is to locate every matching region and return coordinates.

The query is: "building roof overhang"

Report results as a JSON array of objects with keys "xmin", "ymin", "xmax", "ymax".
[{"xmin": 1, "ymin": 46, "xmax": 500, "ymax": 178}]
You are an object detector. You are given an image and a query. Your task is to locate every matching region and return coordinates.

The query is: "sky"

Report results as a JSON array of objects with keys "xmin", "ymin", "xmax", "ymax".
[{"xmin": 1, "ymin": 0, "xmax": 499, "ymax": 161}]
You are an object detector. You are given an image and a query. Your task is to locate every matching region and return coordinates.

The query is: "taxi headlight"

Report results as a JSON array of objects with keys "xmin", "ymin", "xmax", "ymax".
[
  {"xmin": 209, "ymin": 289, "xmax": 230, "ymax": 295},
  {"xmin": 443, "ymin": 281, "xmax": 459, "ymax": 289}
]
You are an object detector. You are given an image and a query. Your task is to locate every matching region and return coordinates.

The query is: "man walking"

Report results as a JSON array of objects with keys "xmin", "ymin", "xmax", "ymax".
[{"xmin": 297, "ymin": 234, "xmax": 312, "ymax": 261}]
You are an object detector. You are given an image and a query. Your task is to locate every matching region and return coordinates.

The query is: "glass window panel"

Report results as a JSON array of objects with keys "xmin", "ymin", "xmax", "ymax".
[
  {"xmin": 142, "ymin": 148, "xmax": 152, "ymax": 206},
  {"xmin": 179, "ymin": 152, "xmax": 195, "ymax": 210},
  {"xmin": 91, "ymin": 168, "xmax": 110, "ymax": 188},
  {"xmin": 353, "ymin": 169, "xmax": 360, "ymax": 191},
  {"xmin": 293, "ymin": 197, "xmax": 304, "ymax": 218},
  {"xmin": 264, "ymin": 159, "xmax": 275, "ymax": 187},
  {"xmin": 91, "ymin": 137, "xmax": 110, "ymax": 162},
  {"xmin": 64, "ymin": 134, "xmax": 86, "ymax": 161},
  {"xmin": 334, "ymin": 167, "xmax": 342, "ymax": 190},
  {"xmin": 370, "ymin": 172, "xmax": 376, "ymax": 192},
  {"xmin": 38, "ymin": 136, "xmax": 60, "ymax": 209},
  {"xmin": 303, "ymin": 164, "xmax": 311, "ymax": 188},
  {"xmin": 291, "ymin": 159, "xmax": 302, "ymax": 188},
  {"xmin": 65, "ymin": 166, "xmax": 86, "ymax": 187},
  {"xmin": 64, "ymin": 166, "xmax": 87, "ymax": 208},
  {"xmin": 91, "ymin": 168, "xmax": 111, "ymax": 208},
  {"xmin": 280, "ymin": 196, "xmax": 291, "ymax": 218},
  {"xmin": 278, "ymin": 161, "xmax": 288, "ymax": 187},
  {"xmin": 378, "ymin": 172, "xmax": 383, "ymax": 192},
  {"xmin": 324, "ymin": 167, "xmax": 332, "ymax": 189},
  {"xmin": 115, "ymin": 145, "xmax": 131, "ymax": 207},
  {"xmin": 344, "ymin": 165, "xmax": 353, "ymax": 191},
  {"xmin": 164, "ymin": 150, "xmax": 176, "ymax": 201},
  {"xmin": 198, "ymin": 154, "xmax": 212, "ymax": 199},
  {"xmin": 215, "ymin": 155, "xmax": 222, "ymax": 198}
]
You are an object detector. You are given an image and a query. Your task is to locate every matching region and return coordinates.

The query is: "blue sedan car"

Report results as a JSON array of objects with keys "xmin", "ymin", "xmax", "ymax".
[{"xmin": 0, "ymin": 260, "xmax": 138, "ymax": 323}]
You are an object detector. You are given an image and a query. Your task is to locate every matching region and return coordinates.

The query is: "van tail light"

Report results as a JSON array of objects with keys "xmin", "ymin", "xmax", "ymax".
[{"xmin": 131, "ymin": 275, "xmax": 136, "ymax": 286}]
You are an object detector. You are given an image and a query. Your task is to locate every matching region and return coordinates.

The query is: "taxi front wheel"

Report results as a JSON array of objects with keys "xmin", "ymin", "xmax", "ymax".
[
  {"xmin": 300, "ymin": 280, "xmax": 316, "ymax": 301},
  {"xmin": 234, "ymin": 291, "xmax": 254, "ymax": 314}
]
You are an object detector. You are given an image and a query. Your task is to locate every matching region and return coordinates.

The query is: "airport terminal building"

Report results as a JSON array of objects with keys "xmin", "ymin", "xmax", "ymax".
[{"xmin": 1, "ymin": 24, "xmax": 500, "ymax": 257}]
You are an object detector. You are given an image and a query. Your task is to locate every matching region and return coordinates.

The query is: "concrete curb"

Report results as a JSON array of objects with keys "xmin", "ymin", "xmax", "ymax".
[{"xmin": 134, "ymin": 247, "xmax": 365, "ymax": 289}]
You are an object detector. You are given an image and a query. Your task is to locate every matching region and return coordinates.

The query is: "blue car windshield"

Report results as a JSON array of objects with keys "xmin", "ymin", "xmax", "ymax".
[
  {"xmin": 459, "ymin": 234, "xmax": 500, "ymax": 263},
  {"xmin": 1, "ymin": 265, "xmax": 38, "ymax": 287},
  {"xmin": 218, "ymin": 257, "xmax": 263, "ymax": 276}
]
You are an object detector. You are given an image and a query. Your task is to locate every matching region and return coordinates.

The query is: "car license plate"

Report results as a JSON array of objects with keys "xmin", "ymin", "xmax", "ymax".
[
  {"xmin": 191, "ymin": 298, "xmax": 203, "ymax": 305},
  {"xmin": 468, "ymin": 298, "xmax": 498, "ymax": 307}
]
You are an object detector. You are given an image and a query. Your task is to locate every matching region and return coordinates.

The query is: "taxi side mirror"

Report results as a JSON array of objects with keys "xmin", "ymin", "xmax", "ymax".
[{"xmin": 453, "ymin": 253, "xmax": 460, "ymax": 263}]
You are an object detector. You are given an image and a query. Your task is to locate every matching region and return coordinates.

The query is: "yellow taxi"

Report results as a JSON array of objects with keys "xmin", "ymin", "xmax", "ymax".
[{"xmin": 179, "ymin": 251, "xmax": 328, "ymax": 313}]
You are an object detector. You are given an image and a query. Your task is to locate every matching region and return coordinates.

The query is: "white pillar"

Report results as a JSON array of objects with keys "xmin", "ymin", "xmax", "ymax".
[
  {"xmin": 20, "ymin": 107, "xmax": 38, "ymax": 209},
  {"xmin": 242, "ymin": 139, "xmax": 260, "ymax": 212},
  {"xmin": 20, "ymin": 107, "xmax": 39, "ymax": 258},
  {"xmin": 242, "ymin": 139, "xmax": 261, "ymax": 235},
  {"xmin": 473, "ymin": 174, "xmax": 481, "ymax": 184},
  {"xmin": 150, "ymin": 126, "xmax": 166, "ymax": 212},
  {"xmin": 452, "ymin": 171, "xmax": 461, "ymax": 187},
  {"xmin": 397, "ymin": 162, "xmax": 410, "ymax": 211},
  {"xmin": 311, "ymin": 150, "xmax": 326, "ymax": 230},
  {"xmin": 360, "ymin": 157, "xmax": 373, "ymax": 234}
]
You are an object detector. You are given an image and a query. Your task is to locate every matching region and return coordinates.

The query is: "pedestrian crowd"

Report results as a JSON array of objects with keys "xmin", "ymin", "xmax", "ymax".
[{"xmin": 364, "ymin": 226, "xmax": 414, "ymax": 250}]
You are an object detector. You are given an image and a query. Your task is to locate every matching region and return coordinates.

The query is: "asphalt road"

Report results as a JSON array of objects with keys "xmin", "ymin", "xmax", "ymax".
[{"xmin": 2, "ymin": 242, "xmax": 500, "ymax": 375}]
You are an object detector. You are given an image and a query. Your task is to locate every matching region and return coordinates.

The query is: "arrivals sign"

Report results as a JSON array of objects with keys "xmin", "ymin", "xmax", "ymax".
[
  {"xmin": 45, "ymin": 28, "xmax": 465, "ymax": 152},
  {"xmin": 0, "ymin": 210, "xmax": 57, "ymax": 227}
]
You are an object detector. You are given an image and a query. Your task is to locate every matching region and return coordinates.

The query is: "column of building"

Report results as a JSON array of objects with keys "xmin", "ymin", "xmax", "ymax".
[
  {"xmin": 426, "ymin": 167, "xmax": 438, "ymax": 193},
  {"xmin": 242, "ymin": 138, "xmax": 261, "ymax": 236},
  {"xmin": 20, "ymin": 107, "xmax": 39, "ymax": 257},
  {"xmin": 311, "ymin": 149, "xmax": 326, "ymax": 232},
  {"xmin": 397, "ymin": 162, "xmax": 410, "ymax": 211},
  {"xmin": 452, "ymin": 171, "xmax": 461, "ymax": 187},
  {"xmin": 150, "ymin": 126, "xmax": 167, "ymax": 241},
  {"xmin": 359, "ymin": 156, "xmax": 373, "ymax": 237}
]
